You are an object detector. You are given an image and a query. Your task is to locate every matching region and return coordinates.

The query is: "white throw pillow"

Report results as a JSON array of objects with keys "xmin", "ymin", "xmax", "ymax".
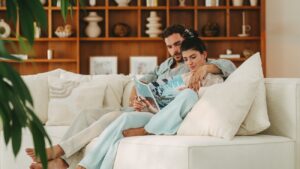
[
  {"xmin": 46, "ymin": 77, "xmax": 107, "ymax": 126},
  {"xmin": 22, "ymin": 75, "xmax": 49, "ymax": 123},
  {"xmin": 177, "ymin": 53, "xmax": 264, "ymax": 139},
  {"xmin": 226, "ymin": 53, "xmax": 270, "ymax": 135}
]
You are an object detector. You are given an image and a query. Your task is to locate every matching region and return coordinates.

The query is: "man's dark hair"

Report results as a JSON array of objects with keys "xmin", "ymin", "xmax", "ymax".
[
  {"xmin": 180, "ymin": 37, "xmax": 207, "ymax": 54},
  {"xmin": 161, "ymin": 24, "xmax": 199, "ymax": 39}
]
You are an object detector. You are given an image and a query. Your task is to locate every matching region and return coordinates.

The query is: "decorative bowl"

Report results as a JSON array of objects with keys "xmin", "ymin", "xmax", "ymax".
[{"xmin": 55, "ymin": 31, "xmax": 72, "ymax": 38}]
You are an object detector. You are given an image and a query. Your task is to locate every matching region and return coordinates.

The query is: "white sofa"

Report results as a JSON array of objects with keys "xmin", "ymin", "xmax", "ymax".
[{"xmin": 0, "ymin": 70, "xmax": 299, "ymax": 169}]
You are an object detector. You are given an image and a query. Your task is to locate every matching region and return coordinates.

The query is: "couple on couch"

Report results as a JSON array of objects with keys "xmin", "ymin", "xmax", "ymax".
[{"xmin": 26, "ymin": 25, "xmax": 236, "ymax": 169}]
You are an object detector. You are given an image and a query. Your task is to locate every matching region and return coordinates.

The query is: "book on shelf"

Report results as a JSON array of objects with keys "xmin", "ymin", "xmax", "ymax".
[
  {"xmin": 134, "ymin": 75, "xmax": 185, "ymax": 112},
  {"xmin": 219, "ymin": 54, "xmax": 241, "ymax": 59}
]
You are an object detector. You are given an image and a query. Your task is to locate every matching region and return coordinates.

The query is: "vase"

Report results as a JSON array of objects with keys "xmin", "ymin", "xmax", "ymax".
[
  {"xmin": 145, "ymin": 11, "xmax": 162, "ymax": 37},
  {"xmin": 0, "ymin": 19, "xmax": 11, "ymax": 38},
  {"xmin": 84, "ymin": 12, "xmax": 103, "ymax": 38},
  {"xmin": 232, "ymin": 0, "xmax": 243, "ymax": 6},
  {"xmin": 89, "ymin": 0, "xmax": 96, "ymax": 6},
  {"xmin": 115, "ymin": 0, "xmax": 131, "ymax": 6}
]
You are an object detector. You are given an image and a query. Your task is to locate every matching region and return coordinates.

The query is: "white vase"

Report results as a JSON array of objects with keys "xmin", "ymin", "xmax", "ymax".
[
  {"xmin": 250, "ymin": 0, "xmax": 258, "ymax": 6},
  {"xmin": 40, "ymin": 0, "xmax": 47, "ymax": 5},
  {"xmin": 84, "ymin": 12, "xmax": 103, "ymax": 38},
  {"xmin": 232, "ymin": 0, "xmax": 243, "ymax": 6},
  {"xmin": 34, "ymin": 22, "xmax": 41, "ymax": 38},
  {"xmin": 89, "ymin": 0, "xmax": 96, "ymax": 6},
  {"xmin": 145, "ymin": 11, "xmax": 162, "ymax": 37},
  {"xmin": 0, "ymin": 19, "xmax": 11, "ymax": 38},
  {"xmin": 115, "ymin": 0, "xmax": 131, "ymax": 6}
]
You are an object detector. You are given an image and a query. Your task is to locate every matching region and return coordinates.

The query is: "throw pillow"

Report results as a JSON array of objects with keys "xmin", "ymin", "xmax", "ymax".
[
  {"xmin": 22, "ymin": 75, "xmax": 49, "ymax": 124},
  {"xmin": 177, "ymin": 53, "xmax": 263, "ymax": 139},
  {"xmin": 226, "ymin": 53, "xmax": 270, "ymax": 135},
  {"xmin": 46, "ymin": 77, "xmax": 107, "ymax": 126}
]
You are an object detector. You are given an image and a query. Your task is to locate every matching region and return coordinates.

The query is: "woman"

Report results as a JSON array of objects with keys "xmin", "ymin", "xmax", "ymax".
[{"xmin": 74, "ymin": 36, "xmax": 223, "ymax": 169}]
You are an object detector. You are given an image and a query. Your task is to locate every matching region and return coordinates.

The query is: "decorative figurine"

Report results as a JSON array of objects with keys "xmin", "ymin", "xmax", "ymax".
[
  {"xmin": 145, "ymin": 11, "xmax": 162, "ymax": 37},
  {"xmin": 0, "ymin": 19, "xmax": 11, "ymax": 38}
]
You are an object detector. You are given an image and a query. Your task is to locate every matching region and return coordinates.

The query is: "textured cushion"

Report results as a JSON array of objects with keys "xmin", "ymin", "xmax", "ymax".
[
  {"xmin": 91, "ymin": 74, "xmax": 131, "ymax": 108},
  {"xmin": 178, "ymin": 53, "xmax": 263, "ymax": 139},
  {"xmin": 22, "ymin": 75, "xmax": 49, "ymax": 123},
  {"xmin": 46, "ymin": 77, "xmax": 107, "ymax": 125}
]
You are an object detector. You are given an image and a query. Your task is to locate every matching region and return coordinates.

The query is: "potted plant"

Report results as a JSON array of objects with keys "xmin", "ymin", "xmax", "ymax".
[{"xmin": 0, "ymin": 0, "xmax": 77, "ymax": 168}]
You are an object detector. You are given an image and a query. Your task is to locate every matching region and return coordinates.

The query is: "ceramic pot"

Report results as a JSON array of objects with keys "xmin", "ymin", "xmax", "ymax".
[
  {"xmin": 34, "ymin": 22, "xmax": 41, "ymax": 38},
  {"xmin": 0, "ymin": 19, "xmax": 11, "ymax": 38},
  {"xmin": 115, "ymin": 0, "xmax": 131, "ymax": 6},
  {"xmin": 84, "ymin": 12, "xmax": 103, "ymax": 38}
]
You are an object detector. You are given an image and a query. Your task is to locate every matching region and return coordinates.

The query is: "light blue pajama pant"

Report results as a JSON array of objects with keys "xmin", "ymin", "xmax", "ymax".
[{"xmin": 78, "ymin": 89, "xmax": 198, "ymax": 169}]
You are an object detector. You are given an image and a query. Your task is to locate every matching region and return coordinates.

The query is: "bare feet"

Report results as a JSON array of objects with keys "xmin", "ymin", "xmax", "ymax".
[
  {"xmin": 30, "ymin": 158, "xmax": 68, "ymax": 169},
  {"xmin": 75, "ymin": 165, "xmax": 86, "ymax": 169},
  {"xmin": 25, "ymin": 145, "xmax": 65, "ymax": 162},
  {"xmin": 122, "ymin": 127, "xmax": 149, "ymax": 137}
]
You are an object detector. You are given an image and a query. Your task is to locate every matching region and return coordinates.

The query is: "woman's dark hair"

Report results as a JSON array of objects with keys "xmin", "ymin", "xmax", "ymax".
[
  {"xmin": 180, "ymin": 37, "xmax": 207, "ymax": 54},
  {"xmin": 161, "ymin": 24, "xmax": 199, "ymax": 39}
]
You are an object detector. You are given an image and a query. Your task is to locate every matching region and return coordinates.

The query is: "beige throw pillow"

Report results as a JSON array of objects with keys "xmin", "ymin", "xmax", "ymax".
[
  {"xmin": 177, "ymin": 53, "xmax": 264, "ymax": 139},
  {"xmin": 46, "ymin": 77, "xmax": 107, "ymax": 126}
]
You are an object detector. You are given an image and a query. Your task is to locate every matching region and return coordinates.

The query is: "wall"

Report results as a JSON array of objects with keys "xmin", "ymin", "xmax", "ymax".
[{"xmin": 266, "ymin": 0, "xmax": 300, "ymax": 77}]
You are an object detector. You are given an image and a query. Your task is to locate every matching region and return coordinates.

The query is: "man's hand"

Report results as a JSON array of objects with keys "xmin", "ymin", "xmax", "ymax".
[{"xmin": 133, "ymin": 96, "xmax": 146, "ymax": 112}]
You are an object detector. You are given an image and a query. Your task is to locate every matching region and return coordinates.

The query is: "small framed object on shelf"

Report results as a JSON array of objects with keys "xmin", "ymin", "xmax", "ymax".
[
  {"xmin": 90, "ymin": 56, "xmax": 118, "ymax": 75},
  {"xmin": 130, "ymin": 56, "xmax": 157, "ymax": 75}
]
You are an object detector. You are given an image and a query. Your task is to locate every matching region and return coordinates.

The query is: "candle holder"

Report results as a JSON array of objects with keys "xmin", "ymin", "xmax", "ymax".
[{"xmin": 238, "ymin": 11, "xmax": 251, "ymax": 37}]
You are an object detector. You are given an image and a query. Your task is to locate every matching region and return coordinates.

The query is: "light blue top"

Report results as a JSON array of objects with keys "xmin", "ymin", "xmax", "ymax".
[{"xmin": 139, "ymin": 57, "xmax": 236, "ymax": 83}]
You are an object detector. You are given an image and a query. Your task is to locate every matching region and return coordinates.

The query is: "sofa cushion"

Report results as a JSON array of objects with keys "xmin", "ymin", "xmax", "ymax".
[
  {"xmin": 46, "ymin": 77, "xmax": 107, "ymax": 126},
  {"xmin": 22, "ymin": 75, "xmax": 49, "ymax": 123},
  {"xmin": 114, "ymin": 135, "xmax": 293, "ymax": 169},
  {"xmin": 178, "ymin": 54, "xmax": 265, "ymax": 139}
]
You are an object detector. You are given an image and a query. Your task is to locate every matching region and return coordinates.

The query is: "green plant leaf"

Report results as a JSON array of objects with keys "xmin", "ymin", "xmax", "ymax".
[
  {"xmin": 5, "ymin": 0, "xmax": 17, "ymax": 26},
  {"xmin": 17, "ymin": 0, "xmax": 34, "ymax": 45},
  {"xmin": 61, "ymin": 0, "xmax": 70, "ymax": 22}
]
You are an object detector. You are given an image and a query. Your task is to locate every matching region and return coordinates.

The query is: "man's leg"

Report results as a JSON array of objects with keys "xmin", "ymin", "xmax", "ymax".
[
  {"xmin": 62, "ymin": 110, "xmax": 123, "ymax": 167},
  {"xmin": 26, "ymin": 108, "xmax": 120, "ymax": 162}
]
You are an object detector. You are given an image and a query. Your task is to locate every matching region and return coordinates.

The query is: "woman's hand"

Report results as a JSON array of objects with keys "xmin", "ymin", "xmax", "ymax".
[{"xmin": 188, "ymin": 65, "xmax": 207, "ymax": 91}]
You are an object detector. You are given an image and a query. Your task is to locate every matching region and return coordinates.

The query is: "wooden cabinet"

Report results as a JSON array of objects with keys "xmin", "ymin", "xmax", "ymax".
[{"xmin": 1, "ymin": 0, "xmax": 265, "ymax": 75}]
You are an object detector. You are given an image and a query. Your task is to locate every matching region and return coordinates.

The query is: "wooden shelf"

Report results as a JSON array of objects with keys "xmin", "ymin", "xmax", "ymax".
[
  {"xmin": 1, "ymin": 59, "xmax": 77, "ymax": 63},
  {"xmin": 6, "ymin": 0, "xmax": 265, "ymax": 75}
]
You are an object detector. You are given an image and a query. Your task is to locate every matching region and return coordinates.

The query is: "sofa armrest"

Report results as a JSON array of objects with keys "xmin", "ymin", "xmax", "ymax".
[{"xmin": 263, "ymin": 78, "xmax": 300, "ymax": 169}]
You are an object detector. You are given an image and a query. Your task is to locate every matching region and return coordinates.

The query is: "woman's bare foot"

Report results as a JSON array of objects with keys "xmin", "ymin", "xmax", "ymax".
[
  {"xmin": 122, "ymin": 127, "xmax": 149, "ymax": 137},
  {"xmin": 29, "ymin": 158, "xmax": 68, "ymax": 169},
  {"xmin": 75, "ymin": 165, "xmax": 86, "ymax": 169},
  {"xmin": 25, "ymin": 144, "xmax": 65, "ymax": 162}
]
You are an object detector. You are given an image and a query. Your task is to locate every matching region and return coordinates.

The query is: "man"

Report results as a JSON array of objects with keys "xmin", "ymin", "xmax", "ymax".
[{"xmin": 27, "ymin": 24, "xmax": 236, "ymax": 169}]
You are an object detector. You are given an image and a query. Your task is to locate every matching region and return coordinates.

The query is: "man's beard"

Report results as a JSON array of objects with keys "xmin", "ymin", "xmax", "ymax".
[{"xmin": 173, "ymin": 53, "xmax": 183, "ymax": 63}]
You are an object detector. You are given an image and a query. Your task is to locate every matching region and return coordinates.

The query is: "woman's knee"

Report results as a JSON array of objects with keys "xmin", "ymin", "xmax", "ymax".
[{"xmin": 179, "ymin": 89, "xmax": 198, "ymax": 100}]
